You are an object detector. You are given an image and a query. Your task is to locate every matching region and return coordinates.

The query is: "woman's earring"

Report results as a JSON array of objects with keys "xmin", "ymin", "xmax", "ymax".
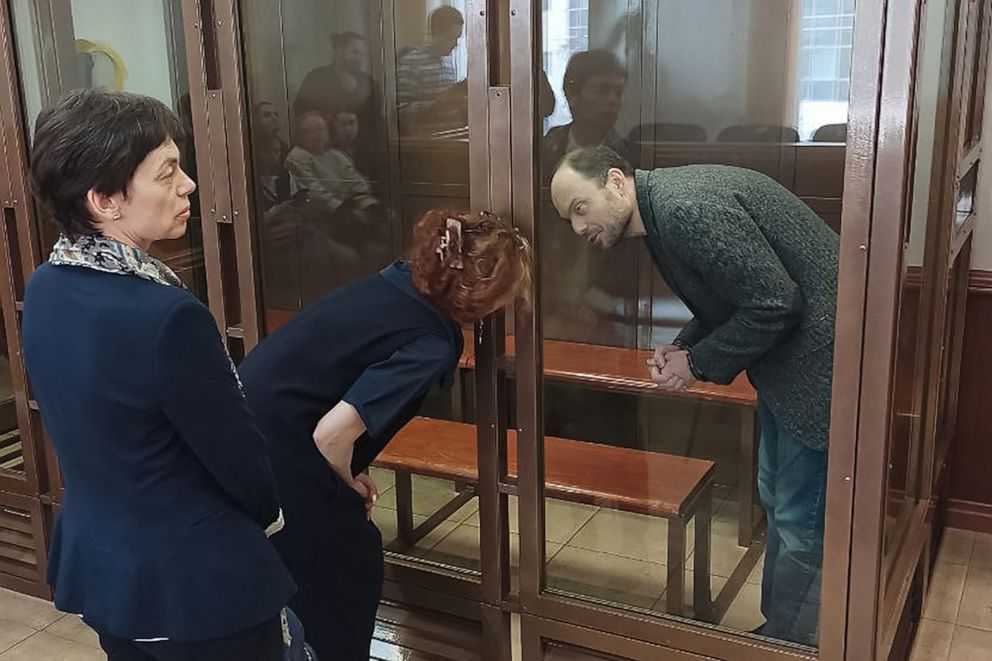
[{"xmin": 112, "ymin": 211, "xmax": 122, "ymax": 221}]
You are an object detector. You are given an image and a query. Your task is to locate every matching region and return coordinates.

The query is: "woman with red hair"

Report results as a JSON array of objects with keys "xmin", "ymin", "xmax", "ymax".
[{"xmin": 238, "ymin": 209, "xmax": 531, "ymax": 661}]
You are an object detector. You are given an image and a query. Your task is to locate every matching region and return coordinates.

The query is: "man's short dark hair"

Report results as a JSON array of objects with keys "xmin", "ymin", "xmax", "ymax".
[
  {"xmin": 563, "ymin": 49, "xmax": 627, "ymax": 101},
  {"xmin": 330, "ymin": 31, "xmax": 365, "ymax": 51},
  {"xmin": 430, "ymin": 6, "xmax": 464, "ymax": 34},
  {"xmin": 30, "ymin": 88, "xmax": 185, "ymax": 238},
  {"xmin": 556, "ymin": 146, "xmax": 633, "ymax": 185}
]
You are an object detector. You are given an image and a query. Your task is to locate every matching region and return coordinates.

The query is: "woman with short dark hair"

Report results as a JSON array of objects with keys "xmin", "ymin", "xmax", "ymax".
[
  {"xmin": 23, "ymin": 88, "xmax": 297, "ymax": 661},
  {"xmin": 239, "ymin": 209, "xmax": 532, "ymax": 661}
]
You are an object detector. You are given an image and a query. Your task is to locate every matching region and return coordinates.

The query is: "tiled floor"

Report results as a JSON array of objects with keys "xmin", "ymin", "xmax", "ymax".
[
  {"xmin": 370, "ymin": 469, "xmax": 764, "ymax": 627},
  {"xmin": 4, "ymin": 479, "xmax": 985, "ymax": 659},
  {"xmin": 0, "ymin": 588, "xmax": 103, "ymax": 660},
  {"xmin": 909, "ymin": 528, "xmax": 992, "ymax": 661}
]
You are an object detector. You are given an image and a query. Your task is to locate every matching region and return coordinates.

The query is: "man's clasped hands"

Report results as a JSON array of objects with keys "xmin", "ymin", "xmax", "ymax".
[{"xmin": 647, "ymin": 344, "xmax": 697, "ymax": 392}]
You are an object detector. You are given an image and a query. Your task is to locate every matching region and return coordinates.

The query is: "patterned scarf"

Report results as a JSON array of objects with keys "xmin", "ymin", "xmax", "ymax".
[
  {"xmin": 50, "ymin": 233, "xmax": 184, "ymax": 288},
  {"xmin": 49, "ymin": 233, "xmax": 245, "ymax": 394}
]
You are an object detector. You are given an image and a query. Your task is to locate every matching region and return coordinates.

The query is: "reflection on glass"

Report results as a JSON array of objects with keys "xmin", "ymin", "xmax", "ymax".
[
  {"xmin": 396, "ymin": 5, "xmax": 467, "ymax": 136},
  {"xmin": 240, "ymin": 0, "xmax": 479, "ymax": 582},
  {"xmin": 536, "ymin": 0, "xmax": 850, "ymax": 649},
  {"xmin": 882, "ymin": 0, "xmax": 946, "ymax": 567},
  {"xmin": 10, "ymin": 0, "xmax": 206, "ymax": 300}
]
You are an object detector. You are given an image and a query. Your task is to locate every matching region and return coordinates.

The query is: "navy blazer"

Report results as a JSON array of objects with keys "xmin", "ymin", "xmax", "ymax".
[
  {"xmin": 239, "ymin": 263, "xmax": 462, "ymax": 584},
  {"xmin": 22, "ymin": 263, "xmax": 295, "ymax": 642}
]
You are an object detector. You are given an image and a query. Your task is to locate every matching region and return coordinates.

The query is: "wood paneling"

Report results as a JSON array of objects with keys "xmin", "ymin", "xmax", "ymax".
[{"xmin": 948, "ymin": 270, "xmax": 992, "ymax": 532}]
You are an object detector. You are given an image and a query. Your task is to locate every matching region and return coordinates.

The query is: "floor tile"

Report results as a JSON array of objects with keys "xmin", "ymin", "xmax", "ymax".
[
  {"xmin": 373, "ymin": 508, "xmax": 459, "ymax": 555},
  {"xmin": 718, "ymin": 581, "xmax": 764, "ymax": 633},
  {"xmin": 372, "ymin": 507, "xmax": 421, "ymax": 542},
  {"xmin": 510, "ymin": 532, "xmax": 564, "ymax": 567},
  {"xmin": 937, "ymin": 528, "xmax": 974, "ymax": 567},
  {"xmin": 923, "ymin": 562, "xmax": 968, "ymax": 623},
  {"xmin": 375, "ymin": 475, "xmax": 478, "ymax": 522},
  {"xmin": 463, "ymin": 495, "xmax": 518, "ymax": 532},
  {"xmin": 747, "ymin": 552, "xmax": 765, "ymax": 586},
  {"xmin": 0, "ymin": 619, "xmax": 35, "ymax": 655},
  {"xmin": 567, "ymin": 508, "xmax": 668, "ymax": 563},
  {"xmin": 419, "ymin": 522, "xmax": 481, "ymax": 571},
  {"xmin": 909, "ymin": 619, "xmax": 953, "ymax": 661},
  {"xmin": 956, "ymin": 565, "xmax": 992, "ymax": 631},
  {"xmin": 652, "ymin": 570, "xmax": 729, "ymax": 619},
  {"xmin": 368, "ymin": 466, "xmax": 396, "ymax": 492},
  {"xmin": 970, "ymin": 532, "xmax": 992, "ymax": 571},
  {"xmin": 464, "ymin": 497, "xmax": 598, "ymax": 545},
  {"xmin": 686, "ymin": 519, "xmax": 749, "ymax": 578},
  {"xmin": 948, "ymin": 625, "xmax": 992, "ymax": 661},
  {"xmin": 0, "ymin": 590, "xmax": 62, "ymax": 630},
  {"xmin": 0, "ymin": 631, "xmax": 105, "ymax": 661},
  {"xmin": 44, "ymin": 615, "xmax": 100, "ymax": 650},
  {"xmin": 546, "ymin": 546, "xmax": 666, "ymax": 610},
  {"xmin": 542, "ymin": 500, "xmax": 601, "ymax": 545}
]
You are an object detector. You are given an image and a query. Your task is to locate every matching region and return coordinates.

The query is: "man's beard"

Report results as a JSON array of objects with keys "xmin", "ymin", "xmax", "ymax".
[{"xmin": 600, "ymin": 205, "xmax": 632, "ymax": 248}]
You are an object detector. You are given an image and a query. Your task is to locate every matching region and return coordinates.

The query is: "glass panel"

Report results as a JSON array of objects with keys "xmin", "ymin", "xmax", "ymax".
[
  {"xmin": 964, "ymin": 0, "xmax": 989, "ymax": 148},
  {"xmin": 9, "ymin": 0, "xmax": 207, "ymax": 301},
  {"xmin": 240, "ymin": 0, "xmax": 480, "ymax": 575},
  {"xmin": 935, "ymin": 249, "xmax": 969, "ymax": 464},
  {"xmin": 537, "ymin": 0, "xmax": 848, "ymax": 648},
  {"xmin": 881, "ymin": 0, "xmax": 947, "ymax": 572}
]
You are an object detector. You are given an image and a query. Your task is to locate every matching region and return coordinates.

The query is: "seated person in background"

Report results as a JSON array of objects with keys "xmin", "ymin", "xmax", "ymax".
[
  {"xmin": 541, "ymin": 49, "xmax": 636, "ymax": 175},
  {"xmin": 255, "ymin": 133, "xmax": 296, "ymax": 211},
  {"xmin": 283, "ymin": 112, "xmax": 390, "ymax": 277},
  {"xmin": 396, "ymin": 6, "xmax": 467, "ymax": 133},
  {"xmin": 253, "ymin": 102, "xmax": 295, "ymax": 211},
  {"xmin": 254, "ymin": 101, "xmax": 290, "ymax": 166},
  {"xmin": 284, "ymin": 111, "xmax": 375, "ymax": 215},
  {"xmin": 239, "ymin": 210, "xmax": 532, "ymax": 661},
  {"xmin": 294, "ymin": 31, "xmax": 381, "ymax": 175},
  {"xmin": 329, "ymin": 110, "xmax": 360, "ymax": 162}
]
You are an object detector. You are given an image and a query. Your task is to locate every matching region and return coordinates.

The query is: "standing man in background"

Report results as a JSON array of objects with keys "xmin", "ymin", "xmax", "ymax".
[{"xmin": 294, "ymin": 32, "xmax": 382, "ymax": 177}]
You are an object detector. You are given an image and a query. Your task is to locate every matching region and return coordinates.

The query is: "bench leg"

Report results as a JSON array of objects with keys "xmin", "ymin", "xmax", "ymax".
[
  {"xmin": 693, "ymin": 485, "xmax": 713, "ymax": 621},
  {"xmin": 738, "ymin": 407, "xmax": 761, "ymax": 547},
  {"xmin": 666, "ymin": 519, "xmax": 686, "ymax": 617},
  {"xmin": 396, "ymin": 471, "xmax": 414, "ymax": 548},
  {"xmin": 450, "ymin": 367, "xmax": 465, "ymax": 422}
]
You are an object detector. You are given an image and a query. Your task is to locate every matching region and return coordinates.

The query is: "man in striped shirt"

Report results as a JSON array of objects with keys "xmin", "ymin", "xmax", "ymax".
[{"xmin": 396, "ymin": 6, "xmax": 466, "ymax": 133}]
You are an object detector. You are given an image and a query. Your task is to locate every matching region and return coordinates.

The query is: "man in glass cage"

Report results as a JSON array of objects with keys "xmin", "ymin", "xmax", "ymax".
[{"xmin": 550, "ymin": 145, "xmax": 839, "ymax": 646}]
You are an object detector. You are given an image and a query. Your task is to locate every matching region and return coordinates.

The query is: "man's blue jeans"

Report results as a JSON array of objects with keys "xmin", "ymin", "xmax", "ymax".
[{"xmin": 756, "ymin": 402, "xmax": 827, "ymax": 646}]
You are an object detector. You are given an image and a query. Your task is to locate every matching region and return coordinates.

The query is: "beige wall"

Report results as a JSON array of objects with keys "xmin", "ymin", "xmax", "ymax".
[
  {"xmin": 971, "ymin": 0, "xmax": 992, "ymax": 269},
  {"xmin": 69, "ymin": 0, "xmax": 175, "ymax": 104},
  {"xmin": 973, "ymin": 37, "xmax": 992, "ymax": 270},
  {"xmin": 651, "ymin": 1, "xmax": 796, "ymax": 138}
]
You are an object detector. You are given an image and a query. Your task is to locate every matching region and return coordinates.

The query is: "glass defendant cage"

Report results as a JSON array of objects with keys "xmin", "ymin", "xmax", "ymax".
[{"xmin": 0, "ymin": 1, "xmax": 987, "ymax": 658}]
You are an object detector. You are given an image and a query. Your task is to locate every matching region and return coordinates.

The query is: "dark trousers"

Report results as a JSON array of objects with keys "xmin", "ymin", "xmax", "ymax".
[
  {"xmin": 275, "ymin": 473, "xmax": 384, "ymax": 661},
  {"xmin": 98, "ymin": 616, "xmax": 283, "ymax": 661}
]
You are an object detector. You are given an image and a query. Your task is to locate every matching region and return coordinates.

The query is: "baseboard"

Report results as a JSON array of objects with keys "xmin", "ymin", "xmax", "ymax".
[
  {"xmin": 946, "ymin": 498, "xmax": 992, "ymax": 534},
  {"xmin": 969, "ymin": 269, "xmax": 992, "ymax": 294},
  {"xmin": 0, "ymin": 573, "xmax": 51, "ymax": 600}
]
